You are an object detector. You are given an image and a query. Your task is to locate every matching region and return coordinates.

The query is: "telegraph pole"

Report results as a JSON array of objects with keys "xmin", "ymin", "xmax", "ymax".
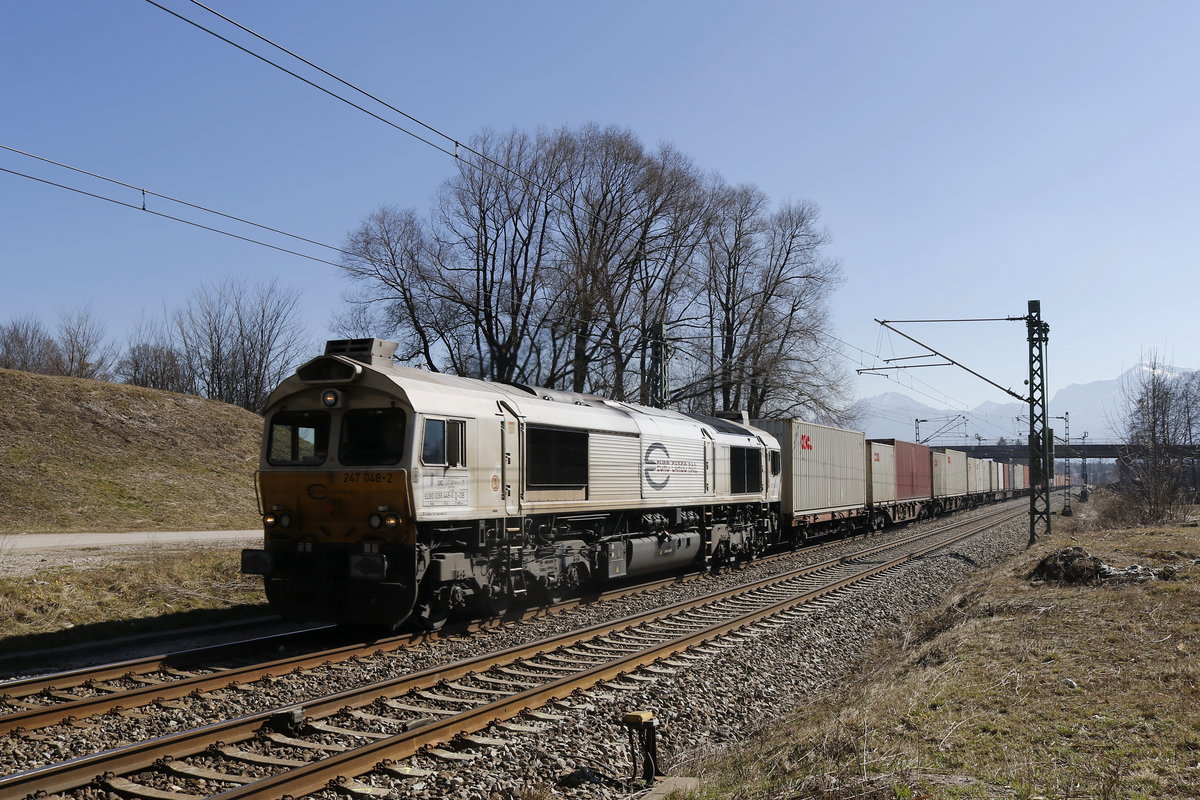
[
  {"xmin": 1080, "ymin": 431, "xmax": 1090, "ymax": 502},
  {"xmin": 1052, "ymin": 412, "xmax": 1072, "ymax": 517},
  {"xmin": 1027, "ymin": 300, "xmax": 1051, "ymax": 545}
]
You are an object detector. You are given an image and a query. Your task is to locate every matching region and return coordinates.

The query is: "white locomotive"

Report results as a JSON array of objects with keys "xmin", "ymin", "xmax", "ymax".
[{"xmin": 242, "ymin": 339, "xmax": 783, "ymax": 628}]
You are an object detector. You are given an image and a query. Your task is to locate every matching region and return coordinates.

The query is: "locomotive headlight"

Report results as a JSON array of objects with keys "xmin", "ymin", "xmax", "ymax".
[
  {"xmin": 383, "ymin": 513, "xmax": 400, "ymax": 529},
  {"xmin": 263, "ymin": 513, "xmax": 278, "ymax": 528},
  {"xmin": 368, "ymin": 513, "xmax": 383, "ymax": 530},
  {"xmin": 278, "ymin": 512, "xmax": 292, "ymax": 528},
  {"xmin": 321, "ymin": 389, "xmax": 340, "ymax": 407}
]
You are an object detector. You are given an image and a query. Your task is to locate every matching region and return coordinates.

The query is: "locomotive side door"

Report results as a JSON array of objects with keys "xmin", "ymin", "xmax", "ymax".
[{"xmin": 497, "ymin": 401, "xmax": 522, "ymax": 516}]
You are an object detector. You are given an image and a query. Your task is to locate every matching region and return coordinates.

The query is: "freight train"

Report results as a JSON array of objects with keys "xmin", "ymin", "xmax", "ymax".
[{"xmin": 241, "ymin": 339, "xmax": 1030, "ymax": 629}]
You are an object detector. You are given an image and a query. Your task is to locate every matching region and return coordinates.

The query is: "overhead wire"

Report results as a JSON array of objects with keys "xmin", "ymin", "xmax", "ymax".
[
  {"xmin": 144, "ymin": 0, "xmax": 605, "ymax": 226},
  {"xmin": 0, "ymin": 143, "xmax": 354, "ymax": 260},
  {"xmin": 0, "ymin": 164, "xmax": 344, "ymax": 269}
]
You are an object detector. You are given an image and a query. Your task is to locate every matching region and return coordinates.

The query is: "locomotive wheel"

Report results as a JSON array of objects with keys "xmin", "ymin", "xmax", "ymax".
[
  {"xmin": 478, "ymin": 583, "xmax": 513, "ymax": 617},
  {"xmin": 551, "ymin": 563, "xmax": 590, "ymax": 602},
  {"xmin": 414, "ymin": 600, "xmax": 449, "ymax": 631}
]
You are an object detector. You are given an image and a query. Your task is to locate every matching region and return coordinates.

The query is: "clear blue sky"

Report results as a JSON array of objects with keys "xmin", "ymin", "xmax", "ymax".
[{"xmin": 2, "ymin": 1, "xmax": 1196, "ymax": 411}]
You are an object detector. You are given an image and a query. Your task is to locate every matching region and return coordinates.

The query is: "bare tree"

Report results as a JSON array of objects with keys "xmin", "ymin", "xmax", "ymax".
[
  {"xmin": 1116, "ymin": 353, "xmax": 1197, "ymax": 522},
  {"xmin": 118, "ymin": 316, "xmax": 196, "ymax": 394},
  {"xmin": 175, "ymin": 278, "xmax": 310, "ymax": 411},
  {"xmin": 53, "ymin": 306, "xmax": 116, "ymax": 380},
  {"xmin": 550, "ymin": 127, "xmax": 707, "ymax": 399},
  {"xmin": 336, "ymin": 123, "xmax": 849, "ymax": 418},
  {"xmin": 0, "ymin": 316, "xmax": 61, "ymax": 374},
  {"xmin": 675, "ymin": 189, "xmax": 851, "ymax": 421}
]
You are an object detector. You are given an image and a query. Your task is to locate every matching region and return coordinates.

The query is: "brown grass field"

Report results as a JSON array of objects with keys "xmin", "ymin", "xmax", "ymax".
[{"xmin": 690, "ymin": 502, "xmax": 1200, "ymax": 799}]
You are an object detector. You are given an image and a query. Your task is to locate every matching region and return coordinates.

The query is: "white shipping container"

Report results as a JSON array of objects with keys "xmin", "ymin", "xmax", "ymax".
[
  {"xmin": 967, "ymin": 457, "xmax": 989, "ymax": 494},
  {"xmin": 753, "ymin": 419, "xmax": 866, "ymax": 516},
  {"xmin": 869, "ymin": 441, "xmax": 896, "ymax": 504},
  {"xmin": 933, "ymin": 448, "xmax": 968, "ymax": 497}
]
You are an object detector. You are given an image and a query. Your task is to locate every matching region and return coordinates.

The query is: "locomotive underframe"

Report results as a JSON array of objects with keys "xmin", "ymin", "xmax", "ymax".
[{"xmin": 247, "ymin": 499, "xmax": 781, "ymax": 630}]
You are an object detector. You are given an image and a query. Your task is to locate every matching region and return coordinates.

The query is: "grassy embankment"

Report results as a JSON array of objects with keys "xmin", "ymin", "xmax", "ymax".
[
  {"xmin": 0, "ymin": 368, "xmax": 262, "ymax": 534},
  {"xmin": 688, "ymin": 500, "xmax": 1200, "ymax": 799},
  {"xmin": 0, "ymin": 368, "xmax": 266, "ymax": 645}
]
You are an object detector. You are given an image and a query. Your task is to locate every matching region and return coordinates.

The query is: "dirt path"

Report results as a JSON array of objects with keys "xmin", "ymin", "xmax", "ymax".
[{"xmin": 0, "ymin": 531, "xmax": 260, "ymax": 577}]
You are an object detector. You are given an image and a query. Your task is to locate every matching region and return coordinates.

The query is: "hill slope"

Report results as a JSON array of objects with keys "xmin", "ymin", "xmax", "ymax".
[{"xmin": 0, "ymin": 369, "xmax": 262, "ymax": 533}]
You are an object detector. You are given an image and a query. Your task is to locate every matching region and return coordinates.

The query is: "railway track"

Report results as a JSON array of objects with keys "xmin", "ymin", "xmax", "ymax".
[
  {"xmin": 0, "ymin": 512, "xmax": 902, "ymax": 734},
  {"xmin": 0, "ymin": 506, "xmax": 1021, "ymax": 800}
]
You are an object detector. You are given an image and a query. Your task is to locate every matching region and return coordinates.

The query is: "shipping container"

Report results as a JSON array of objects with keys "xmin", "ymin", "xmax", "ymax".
[
  {"xmin": 932, "ymin": 448, "xmax": 968, "ymax": 497},
  {"xmin": 868, "ymin": 441, "xmax": 896, "ymax": 504},
  {"xmin": 753, "ymin": 419, "xmax": 866, "ymax": 516},
  {"xmin": 868, "ymin": 439, "xmax": 932, "ymax": 501},
  {"xmin": 967, "ymin": 457, "xmax": 989, "ymax": 494}
]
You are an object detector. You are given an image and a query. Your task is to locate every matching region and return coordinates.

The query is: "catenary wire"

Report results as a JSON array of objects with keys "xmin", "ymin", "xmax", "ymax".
[
  {"xmin": 143, "ymin": 0, "xmax": 603, "ymax": 226},
  {"xmin": 0, "ymin": 143, "xmax": 355, "ymax": 259},
  {"xmin": 0, "ymin": 165, "xmax": 344, "ymax": 269}
]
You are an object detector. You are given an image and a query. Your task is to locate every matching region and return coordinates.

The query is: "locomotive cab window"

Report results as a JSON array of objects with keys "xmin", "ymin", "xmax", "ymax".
[
  {"xmin": 422, "ymin": 418, "xmax": 466, "ymax": 467},
  {"xmin": 770, "ymin": 450, "xmax": 782, "ymax": 477},
  {"xmin": 341, "ymin": 409, "xmax": 406, "ymax": 466},
  {"xmin": 268, "ymin": 411, "xmax": 329, "ymax": 466},
  {"xmin": 730, "ymin": 446, "xmax": 763, "ymax": 494}
]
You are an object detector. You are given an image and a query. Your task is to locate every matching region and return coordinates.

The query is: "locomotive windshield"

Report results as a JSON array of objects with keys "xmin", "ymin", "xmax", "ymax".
[
  {"xmin": 268, "ymin": 411, "xmax": 329, "ymax": 466},
  {"xmin": 341, "ymin": 408, "xmax": 406, "ymax": 466}
]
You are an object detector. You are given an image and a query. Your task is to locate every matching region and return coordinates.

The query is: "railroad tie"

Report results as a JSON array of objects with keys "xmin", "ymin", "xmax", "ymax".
[
  {"xmin": 444, "ymin": 681, "xmax": 515, "ymax": 697},
  {"xmin": 426, "ymin": 747, "xmax": 477, "ymax": 762},
  {"xmin": 375, "ymin": 762, "xmax": 434, "ymax": 779},
  {"xmin": 329, "ymin": 776, "xmax": 388, "ymax": 797},
  {"xmin": 103, "ymin": 777, "xmax": 202, "ymax": 800},
  {"xmin": 306, "ymin": 719, "xmax": 391, "ymax": 739},
  {"xmin": 262, "ymin": 731, "xmax": 348, "ymax": 752},
  {"xmin": 214, "ymin": 745, "xmax": 308, "ymax": 767},
  {"xmin": 378, "ymin": 698, "xmax": 457, "ymax": 717},
  {"xmin": 161, "ymin": 759, "xmax": 255, "ymax": 785},
  {"xmin": 414, "ymin": 689, "xmax": 486, "ymax": 706}
]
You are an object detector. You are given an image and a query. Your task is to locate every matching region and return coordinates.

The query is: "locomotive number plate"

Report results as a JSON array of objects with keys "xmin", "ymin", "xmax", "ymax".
[{"xmin": 341, "ymin": 472, "xmax": 395, "ymax": 484}]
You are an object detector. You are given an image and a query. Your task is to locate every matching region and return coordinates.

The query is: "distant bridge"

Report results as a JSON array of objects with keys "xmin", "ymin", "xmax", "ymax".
[{"xmin": 954, "ymin": 441, "xmax": 1200, "ymax": 461}]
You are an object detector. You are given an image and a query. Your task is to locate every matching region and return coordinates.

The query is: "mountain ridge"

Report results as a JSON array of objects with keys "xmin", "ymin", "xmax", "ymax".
[{"xmin": 856, "ymin": 363, "xmax": 1195, "ymax": 444}]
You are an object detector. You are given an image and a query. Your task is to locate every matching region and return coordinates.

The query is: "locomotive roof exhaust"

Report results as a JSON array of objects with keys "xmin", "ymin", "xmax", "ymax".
[{"xmin": 324, "ymin": 338, "xmax": 399, "ymax": 367}]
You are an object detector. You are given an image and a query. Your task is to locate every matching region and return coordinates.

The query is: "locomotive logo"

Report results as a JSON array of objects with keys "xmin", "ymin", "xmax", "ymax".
[
  {"xmin": 306, "ymin": 483, "xmax": 329, "ymax": 500},
  {"xmin": 644, "ymin": 443, "xmax": 672, "ymax": 490},
  {"xmin": 644, "ymin": 442, "xmax": 701, "ymax": 491}
]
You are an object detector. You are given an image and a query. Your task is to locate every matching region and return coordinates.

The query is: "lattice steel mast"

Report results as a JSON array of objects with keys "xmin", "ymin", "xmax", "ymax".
[{"xmin": 1026, "ymin": 300, "xmax": 1051, "ymax": 545}]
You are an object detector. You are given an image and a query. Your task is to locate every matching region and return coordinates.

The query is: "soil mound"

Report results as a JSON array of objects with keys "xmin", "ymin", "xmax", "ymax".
[
  {"xmin": 1030, "ymin": 546, "xmax": 1178, "ymax": 584},
  {"xmin": 1030, "ymin": 546, "xmax": 1105, "ymax": 583}
]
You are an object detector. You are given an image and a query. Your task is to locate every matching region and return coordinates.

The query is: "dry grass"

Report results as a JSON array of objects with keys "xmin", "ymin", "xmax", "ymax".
[
  {"xmin": 0, "ymin": 546, "xmax": 264, "ymax": 648},
  {"xmin": 0, "ymin": 368, "xmax": 262, "ymax": 533},
  {"xmin": 689, "ymin": 505, "xmax": 1200, "ymax": 800}
]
